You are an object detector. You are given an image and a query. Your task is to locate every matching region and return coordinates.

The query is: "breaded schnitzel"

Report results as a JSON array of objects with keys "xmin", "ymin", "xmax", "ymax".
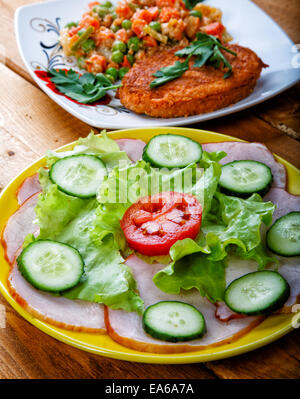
[{"xmin": 118, "ymin": 44, "xmax": 266, "ymax": 118}]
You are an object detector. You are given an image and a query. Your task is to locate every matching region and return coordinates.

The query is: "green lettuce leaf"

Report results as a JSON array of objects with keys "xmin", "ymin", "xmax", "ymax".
[
  {"xmin": 46, "ymin": 130, "xmax": 130, "ymax": 169},
  {"xmin": 153, "ymin": 238, "xmax": 226, "ymax": 302},
  {"xmin": 201, "ymin": 192, "xmax": 276, "ymax": 263},
  {"xmin": 30, "ymin": 131, "xmax": 143, "ymax": 313}
]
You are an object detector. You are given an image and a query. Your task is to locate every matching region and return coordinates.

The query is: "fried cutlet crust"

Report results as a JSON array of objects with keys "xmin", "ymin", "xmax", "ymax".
[{"xmin": 118, "ymin": 44, "xmax": 266, "ymax": 118}]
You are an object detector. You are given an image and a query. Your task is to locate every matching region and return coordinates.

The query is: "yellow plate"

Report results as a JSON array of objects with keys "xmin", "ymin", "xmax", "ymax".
[{"xmin": 0, "ymin": 127, "xmax": 299, "ymax": 364}]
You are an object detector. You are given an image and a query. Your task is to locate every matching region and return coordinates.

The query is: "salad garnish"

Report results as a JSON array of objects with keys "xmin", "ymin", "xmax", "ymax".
[
  {"xmin": 150, "ymin": 32, "xmax": 237, "ymax": 88},
  {"xmin": 48, "ymin": 69, "xmax": 121, "ymax": 104}
]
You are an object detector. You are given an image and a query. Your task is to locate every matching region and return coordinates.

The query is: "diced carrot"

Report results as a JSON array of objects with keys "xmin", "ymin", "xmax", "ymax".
[
  {"xmin": 143, "ymin": 36, "xmax": 158, "ymax": 47},
  {"xmin": 203, "ymin": 22, "xmax": 225, "ymax": 40},
  {"xmin": 80, "ymin": 15, "xmax": 100, "ymax": 29},
  {"xmin": 88, "ymin": 1, "xmax": 100, "ymax": 9},
  {"xmin": 147, "ymin": 7, "xmax": 159, "ymax": 20},
  {"xmin": 155, "ymin": 0, "xmax": 176, "ymax": 7},
  {"xmin": 86, "ymin": 54, "xmax": 107, "ymax": 73},
  {"xmin": 132, "ymin": 19, "xmax": 147, "ymax": 38},
  {"xmin": 68, "ymin": 26, "xmax": 81, "ymax": 37},
  {"xmin": 159, "ymin": 7, "xmax": 180, "ymax": 23},
  {"xmin": 132, "ymin": 9, "xmax": 156, "ymax": 24},
  {"xmin": 115, "ymin": 1, "xmax": 134, "ymax": 19},
  {"xmin": 122, "ymin": 55, "xmax": 132, "ymax": 68},
  {"xmin": 116, "ymin": 28, "xmax": 129, "ymax": 43},
  {"xmin": 94, "ymin": 26, "xmax": 115, "ymax": 46}
]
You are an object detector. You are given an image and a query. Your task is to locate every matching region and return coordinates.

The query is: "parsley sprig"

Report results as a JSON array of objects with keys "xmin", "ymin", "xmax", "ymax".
[
  {"xmin": 150, "ymin": 33, "xmax": 237, "ymax": 89},
  {"xmin": 48, "ymin": 69, "xmax": 121, "ymax": 104}
]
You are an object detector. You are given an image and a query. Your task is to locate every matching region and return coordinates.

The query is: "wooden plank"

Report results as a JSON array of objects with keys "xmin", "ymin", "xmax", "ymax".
[
  {"xmin": 0, "ymin": 129, "xmax": 39, "ymax": 193},
  {"xmin": 0, "ymin": 62, "xmax": 93, "ymax": 159},
  {"xmin": 0, "ymin": 0, "xmax": 40, "ymax": 83},
  {"xmin": 205, "ymin": 330, "xmax": 300, "ymax": 379},
  {"xmin": 256, "ymin": 83, "xmax": 300, "ymax": 141}
]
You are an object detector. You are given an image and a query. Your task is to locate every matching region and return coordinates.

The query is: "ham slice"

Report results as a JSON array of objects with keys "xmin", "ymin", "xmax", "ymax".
[
  {"xmin": 105, "ymin": 255, "xmax": 264, "ymax": 354},
  {"xmin": 1, "ymin": 193, "xmax": 40, "ymax": 265},
  {"xmin": 2, "ymin": 194, "xmax": 106, "ymax": 333},
  {"xmin": 264, "ymin": 188, "xmax": 300, "ymax": 221},
  {"xmin": 116, "ymin": 139, "xmax": 146, "ymax": 162},
  {"xmin": 16, "ymin": 174, "xmax": 41, "ymax": 205},
  {"xmin": 215, "ymin": 302, "xmax": 246, "ymax": 322},
  {"xmin": 8, "ymin": 264, "xmax": 105, "ymax": 332},
  {"xmin": 202, "ymin": 142, "xmax": 286, "ymax": 189}
]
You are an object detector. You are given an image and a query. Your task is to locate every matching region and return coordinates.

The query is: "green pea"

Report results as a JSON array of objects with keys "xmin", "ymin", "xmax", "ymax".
[
  {"xmin": 111, "ymin": 24, "xmax": 120, "ymax": 32},
  {"xmin": 122, "ymin": 19, "xmax": 132, "ymax": 30},
  {"xmin": 95, "ymin": 7, "xmax": 110, "ymax": 18},
  {"xmin": 111, "ymin": 50, "xmax": 124, "ymax": 64},
  {"xmin": 101, "ymin": 1, "xmax": 112, "ymax": 7},
  {"xmin": 81, "ymin": 38, "xmax": 96, "ymax": 52},
  {"xmin": 126, "ymin": 53, "xmax": 134, "ymax": 65},
  {"xmin": 106, "ymin": 67, "xmax": 119, "ymax": 80},
  {"xmin": 112, "ymin": 40, "xmax": 127, "ymax": 53},
  {"xmin": 111, "ymin": 12, "xmax": 118, "ymax": 20},
  {"xmin": 149, "ymin": 21, "xmax": 161, "ymax": 32},
  {"xmin": 190, "ymin": 10, "xmax": 202, "ymax": 19},
  {"xmin": 119, "ymin": 67, "xmax": 129, "ymax": 79},
  {"xmin": 65, "ymin": 22, "xmax": 78, "ymax": 29},
  {"xmin": 128, "ymin": 36, "xmax": 140, "ymax": 52}
]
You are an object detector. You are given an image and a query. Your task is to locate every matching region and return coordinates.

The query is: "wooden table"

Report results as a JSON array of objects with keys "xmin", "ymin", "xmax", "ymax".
[{"xmin": 0, "ymin": 0, "xmax": 299, "ymax": 380}]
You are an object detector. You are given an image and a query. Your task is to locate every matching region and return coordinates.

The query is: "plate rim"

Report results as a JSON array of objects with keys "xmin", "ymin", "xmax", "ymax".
[
  {"xmin": 14, "ymin": 0, "xmax": 300, "ymax": 129},
  {"xmin": 0, "ymin": 126, "xmax": 298, "ymax": 364}
]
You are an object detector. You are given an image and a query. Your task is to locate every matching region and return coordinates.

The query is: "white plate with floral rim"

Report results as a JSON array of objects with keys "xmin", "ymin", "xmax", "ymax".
[{"xmin": 15, "ymin": 0, "xmax": 300, "ymax": 129}]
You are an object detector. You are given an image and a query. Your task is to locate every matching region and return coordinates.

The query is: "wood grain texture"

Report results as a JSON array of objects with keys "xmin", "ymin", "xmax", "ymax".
[{"xmin": 0, "ymin": 0, "xmax": 299, "ymax": 380}]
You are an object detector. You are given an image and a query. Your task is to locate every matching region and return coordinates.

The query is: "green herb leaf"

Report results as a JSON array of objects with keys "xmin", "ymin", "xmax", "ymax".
[
  {"xmin": 150, "ymin": 59, "xmax": 190, "ymax": 88},
  {"xmin": 48, "ymin": 69, "xmax": 122, "ymax": 104}
]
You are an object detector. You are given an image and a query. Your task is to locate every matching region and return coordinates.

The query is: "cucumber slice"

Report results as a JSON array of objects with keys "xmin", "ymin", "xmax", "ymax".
[
  {"xmin": 17, "ymin": 240, "xmax": 84, "ymax": 292},
  {"xmin": 219, "ymin": 160, "xmax": 272, "ymax": 198},
  {"xmin": 142, "ymin": 301, "xmax": 206, "ymax": 342},
  {"xmin": 224, "ymin": 271, "xmax": 290, "ymax": 315},
  {"xmin": 267, "ymin": 212, "xmax": 300, "ymax": 256},
  {"xmin": 142, "ymin": 134, "xmax": 203, "ymax": 168},
  {"xmin": 50, "ymin": 154, "xmax": 107, "ymax": 198}
]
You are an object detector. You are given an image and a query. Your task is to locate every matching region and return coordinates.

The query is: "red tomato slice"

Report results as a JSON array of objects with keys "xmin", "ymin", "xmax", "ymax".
[{"xmin": 120, "ymin": 192, "xmax": 202, "ymax": 256}]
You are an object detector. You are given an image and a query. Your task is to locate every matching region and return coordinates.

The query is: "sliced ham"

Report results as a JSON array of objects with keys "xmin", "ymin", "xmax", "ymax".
[
  {"xmin": 16, "ymin": 174, "xmax": 41, "ymax": 205},
  {"xmin": 202, "ymin": 142, "xmax": 286, "ymax": 189},
  {"xmin": 264, "ymin": 188, "xmax": 300, "ymax": 221},
  {"xmin": 1, "ymin": 193, "xmax": 40, "ymax": 265},
  {"xmin": 116, "ymin": 139, "xmax": 146, "ymax": 162},
  {"xmin": 8, "ymin": 264, "xmax": 106, "ymax": 332},
  {"xmin": 2, "ymin": 192, "xmax": 106, "ymax": 333},
  {"xmin": 215, "ymin": 302, "xmax": 246, "ymax": 322},
  {"xmin": 105, "ymin": 255, "xmax": 264, "ymax": 354}
]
